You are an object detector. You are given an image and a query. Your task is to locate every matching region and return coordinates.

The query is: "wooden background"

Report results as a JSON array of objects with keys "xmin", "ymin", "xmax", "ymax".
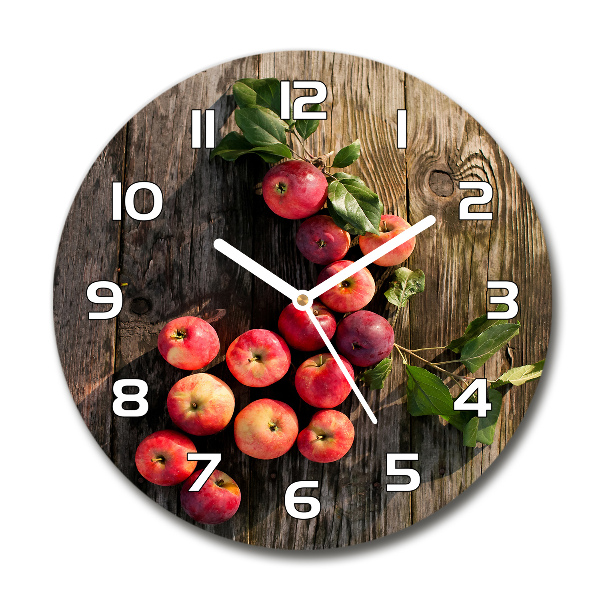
[{"xmin": 53, "ymin": 51, "xmax": 551, "ymax": 549}]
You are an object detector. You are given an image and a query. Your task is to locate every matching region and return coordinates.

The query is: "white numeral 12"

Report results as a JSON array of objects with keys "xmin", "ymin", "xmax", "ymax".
[{"xmin": 280, "ymin": 81, "xmax": 327, "ymax": 121}]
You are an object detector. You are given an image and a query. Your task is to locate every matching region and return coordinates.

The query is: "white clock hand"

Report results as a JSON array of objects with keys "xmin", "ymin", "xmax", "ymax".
[
  {"xmin": 214, "ymin": 239, "xmax": 300, "ymax": 302},
  {"xmin": 307, "ymin": 215, "xmax": 436, "ymax": 300},
  {"xmin": 306, "ymin": 309, "xmax": 377, "ymax": 425}
]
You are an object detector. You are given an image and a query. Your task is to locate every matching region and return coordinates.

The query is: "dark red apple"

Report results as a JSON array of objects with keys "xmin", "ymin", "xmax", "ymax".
[
  {"xmin": 335, "ymin": 310, "xmax": 394, "ymax": 367},
  {"xmin": 294, "ymin": 353, "xmax": 354, "ymax": 408},
  {"xmin": 157, "ymin": 316, "xmax": 219, "ymax": 370},
  {"xmin": 226, "ymin": 329, "xmax": 291, "ymax": 387},
  {"xmin": 262, "ymin": 160, "xmax": 327, "ymax": 219},
  {"xmin": 358, "ymin": 214, "xmax": 416, "ymax": 266},
  {"xmin": 297, "ymin": 409, "xmax": 355, "ymax": 463},
  {"xmin": 296, "ymin": 215, "xmax": 351, "ymax": 264},
  {"xmin": 317, "ymin": 260, "xmax": 375, "ymax": 313},
  {"xmin": 277, "ymin": 301, "xmax": 336, "ymax": 352},
  {"xmin": 180, "ymin": 469, "xmax": 241, "ymax": 524},
  {"xmin": 134, "ymin": 430, "xmax": 197, "ymax": 486}
]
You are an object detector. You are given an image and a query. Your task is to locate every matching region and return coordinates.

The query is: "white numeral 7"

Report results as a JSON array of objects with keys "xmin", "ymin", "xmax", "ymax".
[{"xmin": 186, "ymin": 453, "xmax": 222, "ymax": 491}]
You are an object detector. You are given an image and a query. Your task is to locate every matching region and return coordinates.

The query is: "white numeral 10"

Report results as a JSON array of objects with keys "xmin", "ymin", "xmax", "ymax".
[
  {"xmin": 112, "ymin": 182, "xmax": 163, "ymax": 221},
  {"xmin": 280, "ymin": 81, "xmax": 327, "ymax": 121},
  {"xmin": 285, "ymin": 481, "xmax": 320, "ymax": 519},
  {"xmin": 113, "ymin": 379, "xmax": 148, "ymax": 417},
  {"xmin": 386, "ymin": 454, "xmax": 420, "ymax": 492},
  {"xmin": 87, "ymin": 281, "xmax": 122, "ymax": 319}
]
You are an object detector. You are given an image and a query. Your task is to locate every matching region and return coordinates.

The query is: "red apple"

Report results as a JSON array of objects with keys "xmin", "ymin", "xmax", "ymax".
[
  {"xmin": 295, "ymin": 353, "xmax": 354, "ymax": 408},
  {"xmin": 234, "ymin": 398, "xmax": 298, "ymax": 459},
  {"xmin": 317, "ymin": 260, "xmax": 375, "ymax": 313},
  {"xmin": 277, "ymin": 301, "xmax": 336, "ymax": 352},
  {"xmin": 157, "ymin": 316, "xmax": 220, "ymax": 370},
  {"xmin": 180, "ymin": 469, "xmax": 241, "ymax": 524},
  {"xmin": 262, "ymin": 160, "xmax": 327, "ymax": 219},
  {"xmin": 296, "ymin": 215, "xmax": 350, "ymax": 264},
  {"xmin": 336, "ymin": 310, "xmax": 394, "ymax": 367},
  {"xmin": 226, "ymin": 329, "xmax": 291, "ymax": 387},
  {"xmin": 167, "ymin": 373, "xmax": 235, "ymax": 436},
  {"xmin": 135, "ymin": 430, "xmax": 197, "ymax": 486},
  {"xmin": 297, "ymin": 410, "xmax": 355, "ymax": 463},
  {"xmin": 358, "ymin": 214, "xmax": 416, "ymax": 266}
]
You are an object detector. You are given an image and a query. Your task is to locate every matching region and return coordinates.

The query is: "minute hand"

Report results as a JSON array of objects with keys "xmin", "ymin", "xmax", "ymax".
[{"xmin": 307, "ymin": 215, "xmax": 436, "ymax": 299}]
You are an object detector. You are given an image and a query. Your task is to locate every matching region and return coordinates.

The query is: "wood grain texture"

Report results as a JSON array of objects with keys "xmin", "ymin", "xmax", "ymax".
[{"xmin": 53, "ymin": 51, "xmax": 551, "ymax": 549}]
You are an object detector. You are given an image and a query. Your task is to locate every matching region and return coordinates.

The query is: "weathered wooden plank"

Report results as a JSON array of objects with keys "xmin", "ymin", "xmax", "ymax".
[
  {"xmin": 405, "ymin": 74, "xmax": 551, "ymax": 524},
  {"xmin": 54, "ymin": 129, "xmax": 125, "ymax": 455},
  {"xmin": 114, "ymin": 56, "xmax": 260, "ymax": 543}
]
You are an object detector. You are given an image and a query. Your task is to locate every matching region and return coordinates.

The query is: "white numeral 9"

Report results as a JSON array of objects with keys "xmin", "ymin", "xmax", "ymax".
[
  {"xmin": 113, "ymin": 379, "xmax": 148, "ymax": 417},
  {"xmin": 386, "ymin": 453, "xmax": 420, "ymax": 492},
  {"xmin": 487, "ymin": 281, "xmax": 519, "ymax": 319},
  {"xmin": 87, "ymin": 281, "xmax": 122, "ymax": 320},
  {"xmin": 280, "ymin": 81, "xmax": 327, "ymax": 121},
  {"xmin": 285, "ymin": 481, "xmax": 320, "ymax": 519}
]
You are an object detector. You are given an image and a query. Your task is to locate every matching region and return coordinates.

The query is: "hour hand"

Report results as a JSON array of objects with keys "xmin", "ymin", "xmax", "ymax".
[{"xmin": 214, "ymin": 239, "xmax": 300, "ymax": 302}]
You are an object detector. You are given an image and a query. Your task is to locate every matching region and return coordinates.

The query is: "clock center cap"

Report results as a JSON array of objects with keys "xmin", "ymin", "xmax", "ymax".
[{"xmin": 293, "ymin": 291, "xmax": 312, "ymax": 311}]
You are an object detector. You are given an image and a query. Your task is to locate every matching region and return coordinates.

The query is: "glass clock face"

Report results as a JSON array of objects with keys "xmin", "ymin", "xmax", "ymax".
[{"xmin": 53, "ymin": 51, "xmax": 551, "ymax": 549}]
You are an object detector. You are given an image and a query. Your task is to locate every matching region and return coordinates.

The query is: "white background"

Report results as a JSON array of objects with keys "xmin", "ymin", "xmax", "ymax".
[{"xmin": 2, "ymin": 2, "xmax": 597, "ymax": 598}]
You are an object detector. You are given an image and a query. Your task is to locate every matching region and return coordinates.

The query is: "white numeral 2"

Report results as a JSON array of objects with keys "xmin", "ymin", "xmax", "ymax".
[{"xmin": 459, "ymin": 181, "xmax": 493, "ymax": 220}]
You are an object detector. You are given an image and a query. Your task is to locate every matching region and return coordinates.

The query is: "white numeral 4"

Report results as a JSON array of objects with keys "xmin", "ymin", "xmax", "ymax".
[
  {"xmin": 453, "ymin": 379, "xmax": 491, "ymax": 417},
  {"xmin": 285, "ymin": 481, "xmax": 320, "ymax": 519}
]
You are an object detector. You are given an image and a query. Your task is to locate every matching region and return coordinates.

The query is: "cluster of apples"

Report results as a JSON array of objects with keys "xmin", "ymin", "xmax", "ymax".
[{"xmin": 134, "ymin": 159, "xmax": 416, "ymax": 526}]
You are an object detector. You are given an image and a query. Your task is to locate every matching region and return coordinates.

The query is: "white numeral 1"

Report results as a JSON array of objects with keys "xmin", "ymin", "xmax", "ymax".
[
  {"xmin": 280, "ymin": 81, "xmax": 327, "ymax": 120},
  {"xmin": 113, "ymin": 379, "xmax": 148, "ymax": 417},
  {"xmin": 453, "ymin": 379, "xmax": 491, "ymax": 417},
  {"xmin": 191, "ymin": 109, "xmax": 215, "ymax": 149},
  {"xmin": 285, "ymin": 481, "xmax": 320, "ymax": 519},
  {"xmin": 112, "ymin": 182, "xmax": 163, "ymax": 221},
  {"xmin": 397, "ymin": 109, "xmax": 407, "ymax": 149},
  {"xmin": 459, "ymin": 181, "xmax": 493, "ymax": 220},
  {"xmin": 87, "ymin": 281, "xmax": 122, "ymax": 319},
  {"xmin": 186, "ymin": 454, "xmax": 222, "ymax": 491},
  {"xmin": 487, "ymin": 281, "xmax": 519, "ymax": 319},
  {"xmin": 386, "ymin": 454, "xmax": 420, "ymax": 492}
]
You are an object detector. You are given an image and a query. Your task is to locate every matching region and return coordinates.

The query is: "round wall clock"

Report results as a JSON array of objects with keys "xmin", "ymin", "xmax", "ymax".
[{"xmin": 53, "ymin": 51, "xmax": 551, "ymax": 549}]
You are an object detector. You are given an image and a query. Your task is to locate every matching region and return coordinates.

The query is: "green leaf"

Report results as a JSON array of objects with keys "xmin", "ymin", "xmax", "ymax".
[
  {"xmin": 295, "ymin": 104, "xmax": 322, "ymax": 140},
  {"xmin": 360, "ymin": 358, "xmax": 392, "ymax": 390},
  {"xmin": 327, "ymin": 173, "xmax": 382, "ymax": 235},
  {"xmin": 385, "ymin": 267, "xmax": 425, "ymax": 308},
  {"xmin": 474, "ymin": 388, "xmax": 503, "ymax": 445},
  {"xmin": 460, "ymin": 322, "xmax": 520, "ymax": 373},
  {"xmin": 462, "ymin": 416, "xmax": 479, "ymax": 447},
  {"xmin": 210, "ymin": 132, "xmax": 291, "ymax": 163},
  {"xmin": 235, "ymin": 107, "xmax": 287, "ymax": 146},
  {"xmin": 233, "ymin": 78, "xmax": 281, "ymax": 114},
  {"xmin": 406, "ymin": 365, "xmax": 457, "ymax": 417},
  {"xmin": 491, "ymin": 359, "xmax": 545, "ymax": 388},
  {"xmin": 332, "ymin": 140, "xmax": 361, "ymax": 168},
  {"xmin": 447, "ymin": 303, "xmax": 509, "ymax": 353}
]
